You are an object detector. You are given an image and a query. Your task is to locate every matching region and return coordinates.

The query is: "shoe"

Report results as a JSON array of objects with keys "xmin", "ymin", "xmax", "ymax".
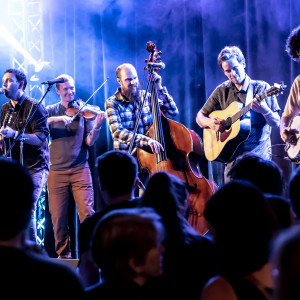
[{"xmin": 58, "ymin": 254, "xmax": 72, "ymax": 259}]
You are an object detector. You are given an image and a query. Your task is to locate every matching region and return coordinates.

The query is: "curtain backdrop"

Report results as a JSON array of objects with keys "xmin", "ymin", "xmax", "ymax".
[{"xmin": 40, "ymin": 0, "xmax": 300, "ymax": 204}]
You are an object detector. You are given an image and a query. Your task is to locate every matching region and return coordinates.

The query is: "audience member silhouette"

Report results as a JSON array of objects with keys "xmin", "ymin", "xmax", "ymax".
[
  {"xmin": 85, "ymin": 207, "xmax": 166, "ymax": 300},
  {"xmin": 228, "ymin": 153, "xmax": 284, "ymax": 196},
  {"xmin": 271, "ymin": 226, "xmax": 300, "ymax": 300},
  {"xmin": 264, "ymin": 194, "xmax": 293, "ymax": 230},
  {"xmin": 288, "ymin": 167, "xmax": 300, "ymax": 224},
  {"xmin": 141, "ymin": 171, "xmax": 217, "ymax": 300},
  {"xmin": 200, "ymin": 180, "xmax": 279, "ymax": 300},
  {"xmin": 0, "ymin": 159, "xmax": 84, "ymax": 298},
  {"xmin": 227, "ymin": 153, "xmax": 290, "ymax": 230},
  {"xmin": 77, "ymin": 150, "xmax": 141, "ymax": 287}
]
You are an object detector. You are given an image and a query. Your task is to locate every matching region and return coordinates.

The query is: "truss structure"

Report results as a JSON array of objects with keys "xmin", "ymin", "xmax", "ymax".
[{"xmin": 8, "ymin": 0, "xmax": 46, "ymax": 246}]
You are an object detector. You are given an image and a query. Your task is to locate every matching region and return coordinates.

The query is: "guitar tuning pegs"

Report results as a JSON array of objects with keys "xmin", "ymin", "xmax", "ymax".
[{"xmin": 274, "ymin": 83, "xmax": 280, "ymax": 88}]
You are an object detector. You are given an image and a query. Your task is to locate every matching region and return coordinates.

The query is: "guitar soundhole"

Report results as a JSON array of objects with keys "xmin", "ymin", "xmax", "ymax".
[{"xmin": 225, "ymin": 117, "xmax": 232, "ymax": 130}]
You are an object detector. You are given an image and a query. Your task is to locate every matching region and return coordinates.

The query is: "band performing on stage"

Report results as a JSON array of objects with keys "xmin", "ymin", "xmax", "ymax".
[{"xmin": 1, "ymin": 19, "xmax": 300, "ymax": 300}]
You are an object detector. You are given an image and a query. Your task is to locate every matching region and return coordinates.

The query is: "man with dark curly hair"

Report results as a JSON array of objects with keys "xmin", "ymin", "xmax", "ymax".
[{"xmin": 280, "ymin": 25, "xmax": 300, "ymax": 144}]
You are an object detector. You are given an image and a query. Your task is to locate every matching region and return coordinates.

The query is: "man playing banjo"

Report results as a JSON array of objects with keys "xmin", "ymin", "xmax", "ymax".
[{"xmin": 280, "ymin": 25, "xmax": 300, "ymax": 146}]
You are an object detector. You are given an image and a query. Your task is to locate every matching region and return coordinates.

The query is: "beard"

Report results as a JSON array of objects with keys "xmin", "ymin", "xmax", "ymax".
[{"xmin": 122, "ymin": 84, "xmax": 141, "ymax": 104}]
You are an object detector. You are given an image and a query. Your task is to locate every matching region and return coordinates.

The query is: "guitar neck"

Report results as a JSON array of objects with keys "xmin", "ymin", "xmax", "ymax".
[
  {"xmin": 231, "ymin": 102, "xmax": 251, "ymax": 123},
  {"xmin": 231, "ymin": 90, "xmax": 267, "ymax": 124}
]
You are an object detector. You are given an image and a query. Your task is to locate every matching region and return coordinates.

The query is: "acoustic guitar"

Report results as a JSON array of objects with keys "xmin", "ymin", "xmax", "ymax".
[{"xmin": 203, "ymin": 82, "xmax": 286, "ymax": 163}]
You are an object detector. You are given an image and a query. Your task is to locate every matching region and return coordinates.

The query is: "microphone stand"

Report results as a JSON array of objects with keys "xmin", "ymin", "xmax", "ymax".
[{"xmin": 5, "ymin": 84, "xmax": 53, "ymax": 163}]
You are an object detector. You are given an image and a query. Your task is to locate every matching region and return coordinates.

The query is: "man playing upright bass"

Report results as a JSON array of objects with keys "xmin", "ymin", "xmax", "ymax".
[{"xmin": 105, "ymin": 62, "xmax": 178, "ymax": 158}]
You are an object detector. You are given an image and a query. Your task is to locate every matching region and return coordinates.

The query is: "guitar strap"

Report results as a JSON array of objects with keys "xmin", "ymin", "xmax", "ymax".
[{"xmin": 245, "ymin": 80, "xmax": 256, "ymax": 117}]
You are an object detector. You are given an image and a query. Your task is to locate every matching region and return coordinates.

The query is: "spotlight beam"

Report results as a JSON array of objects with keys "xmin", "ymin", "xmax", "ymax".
[{"xmin": 0, "ymin": 23, "xmax": 39, "ymax": 68}]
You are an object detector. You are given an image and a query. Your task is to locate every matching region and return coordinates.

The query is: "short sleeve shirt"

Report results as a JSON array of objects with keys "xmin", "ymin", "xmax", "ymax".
[{"xmin": 201, "ymin": 75, "xmax": 281, "ymax": 161}]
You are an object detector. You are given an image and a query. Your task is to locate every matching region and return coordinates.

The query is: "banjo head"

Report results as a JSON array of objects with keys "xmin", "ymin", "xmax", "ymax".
[{"xmin": 287, "ymin": 115, "xmax": 300, "ymax": 159}]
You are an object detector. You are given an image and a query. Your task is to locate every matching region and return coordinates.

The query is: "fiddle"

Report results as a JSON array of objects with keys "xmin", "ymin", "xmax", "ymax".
[
  {"xmin": 65, "ymin": 77, "xmax": 109, "ymax": 122},
  {"xmin": 66, "ymin": 99, "xmax": 101, "ymax": 121}
]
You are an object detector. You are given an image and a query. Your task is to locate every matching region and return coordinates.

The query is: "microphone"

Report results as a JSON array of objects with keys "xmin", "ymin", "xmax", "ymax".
[
  {"xmin": 0, "ymin": 88, "xmax": 5, "ymax": 94},
  {"xmin": 41, "ymin": 78, "xmax": 65, "ymax": 85},
  {"xmin": 147, "ymin": 62, "xmax": 165, "ymax": 69}
]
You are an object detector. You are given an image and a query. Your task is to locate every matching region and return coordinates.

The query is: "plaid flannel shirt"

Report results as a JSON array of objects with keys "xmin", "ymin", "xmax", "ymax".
[{"xmin": 105, "ymin": 86, "xmax": 178, "ymax": 154}]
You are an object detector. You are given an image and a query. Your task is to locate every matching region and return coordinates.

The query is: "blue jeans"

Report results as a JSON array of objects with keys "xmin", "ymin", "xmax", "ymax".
[{"xmin": 29, "ymin": 168, "xmax": 49, "ymax": 241}]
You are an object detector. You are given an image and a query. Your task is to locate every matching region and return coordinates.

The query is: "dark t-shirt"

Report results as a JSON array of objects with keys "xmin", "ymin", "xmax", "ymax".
[
  {"xmin": 0, "ymin": 246, "xmax": 84, "ymax": 298},
  {"xmin": 228, "ymin": 276, "xmax": 272, "ymax": 300},
  {"xmin": 161, "ymin": 233, "xmax": 217, "ymax": 300},
  {"xmin": 46, "ymin": 102, "xmax": 94, "ymax": 170},
  {"xmin": 85, "ymin": 277, "xmax": 165, "ymax": 300},
  {"xmin": 78, "ymin": 198, "xmax": 141, "ymax": 254}
]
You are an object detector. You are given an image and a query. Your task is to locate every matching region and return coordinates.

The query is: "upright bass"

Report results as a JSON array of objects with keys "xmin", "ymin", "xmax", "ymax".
[{"xmin": 137, "ymin": 42, "xmax": 217, "ymax": 234}]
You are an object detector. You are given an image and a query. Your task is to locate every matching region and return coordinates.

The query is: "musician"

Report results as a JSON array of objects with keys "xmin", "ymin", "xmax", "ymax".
[
  {"xmin": 46, "ymin": 74, "xmax": 106, "ymax": 258},
  {"xmin": 105, "ymin": 63, "xmax": 178, "ymax": 156},
  {"xmin": 0, "ymin": 68, "xmax": 49, "ymax": 241},
  {"xmin": 196, "ymin": 46, "xmax": 280, "ymax": 182},
  {"xmin": 280, "ymin": 25, "xmax": 300, "ymax": 145}
]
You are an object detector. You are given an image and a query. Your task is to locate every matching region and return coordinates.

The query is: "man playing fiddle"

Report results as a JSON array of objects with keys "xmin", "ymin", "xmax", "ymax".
[
  {"xmin": 46, "ymin": 74, "xmax": 106, "ymax": 258},
  {"xmin": 105, "ymin": 63, "xmax": 178, "ymax": 156}
]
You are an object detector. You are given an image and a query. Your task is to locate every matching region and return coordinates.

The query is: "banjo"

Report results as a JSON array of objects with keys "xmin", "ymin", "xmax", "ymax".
[{"xmin": 285, "ymin": 114, "xmax": 300, "ymax": 162}]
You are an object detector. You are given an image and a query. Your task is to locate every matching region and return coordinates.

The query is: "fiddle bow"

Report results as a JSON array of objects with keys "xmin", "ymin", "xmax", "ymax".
[{"xmin": 66, "ymin": 77, "xmax": 109, "ymax": 122}]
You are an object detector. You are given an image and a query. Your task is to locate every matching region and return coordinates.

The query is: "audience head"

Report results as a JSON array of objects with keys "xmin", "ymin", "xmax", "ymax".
[
  {"xmin": 285, "ymin": 25, "xmax": 300, "ymax": 61},
  {"xmin": 91, "ymin": 207, "xmax": 165, "ymax": 285},
  {"xmin": 0, "ymin": 159, "xmax": 34, "ymax": 241},
  {"xmin": 272, "ymin": 226, "xmax": 300, "ymax": 300},
  {"xmin": 265, "ymin": 194, "xmax": 293, "ymax": 230},
  {"xmin": 228, "ymin": 153, "xmax": 284, "ymax": 195},
  {"xmin": 141, "ymin": 172, "xmax": 191, "ymax": 241},
  {"xmin": 204, "ymin": 179, "xmax": 278, "ymax": 277},
  {"xmin": 96, "ymin": 150, "xmax": 138, "ymax": 201},
  {"xmin": 142, "ymin": 171, "xmax": 188, "ymax": 213},
  {"xmin": 289, "ymin": 167, "xmax": 300, "ymax": 219}
]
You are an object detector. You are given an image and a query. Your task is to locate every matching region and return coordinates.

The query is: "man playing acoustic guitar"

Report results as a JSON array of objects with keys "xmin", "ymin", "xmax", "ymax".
[{"xmin": 196, "ymin": 46, "xmax": 280, "ymax": 182}]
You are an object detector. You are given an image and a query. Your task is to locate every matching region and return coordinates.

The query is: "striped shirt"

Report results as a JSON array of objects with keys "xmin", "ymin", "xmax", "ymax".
[{"xmin": 105, "ymin": 86, "xmax": 178, "ymax": 154}]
